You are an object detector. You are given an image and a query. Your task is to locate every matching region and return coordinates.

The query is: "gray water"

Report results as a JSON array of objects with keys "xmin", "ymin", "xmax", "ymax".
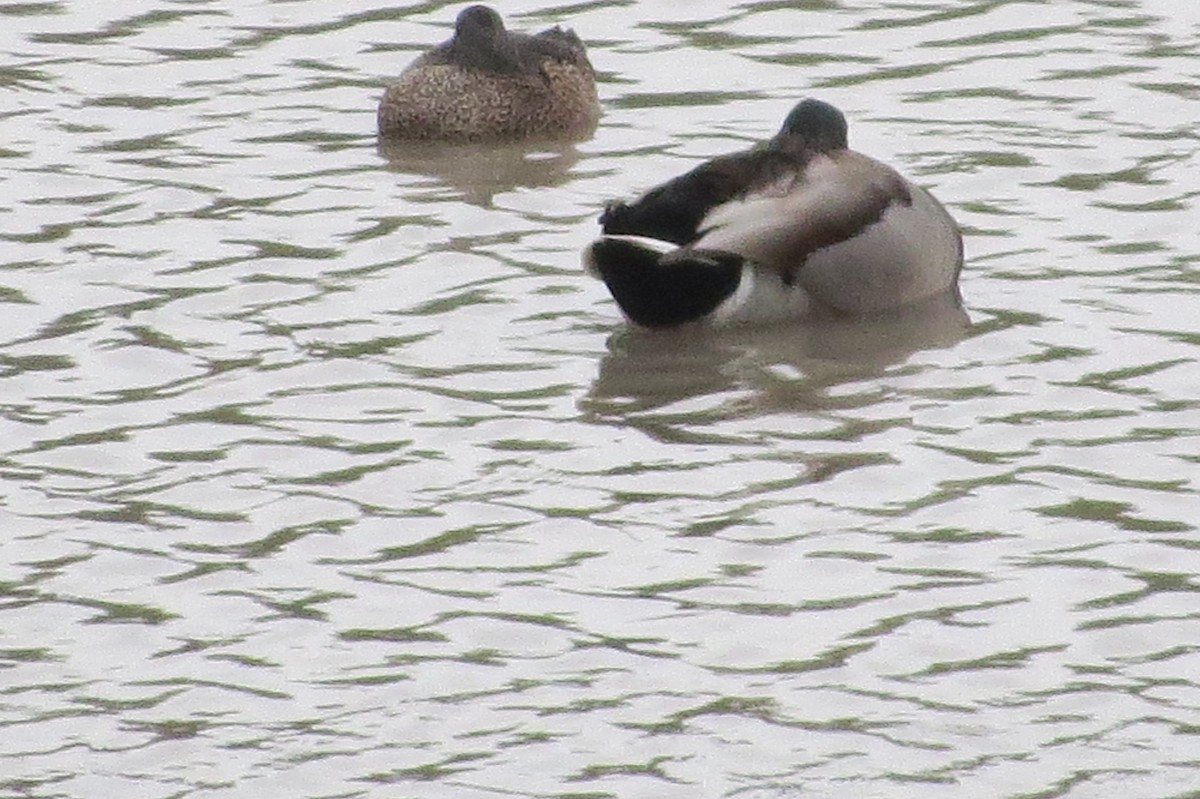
[{"xmin": 2, "ymin": 1, "xmax": 1198, "ymax": 797}]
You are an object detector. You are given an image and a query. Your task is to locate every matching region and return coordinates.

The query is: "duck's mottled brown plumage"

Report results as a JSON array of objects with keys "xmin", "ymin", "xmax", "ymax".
[{"xmin": 377, "ymin": 5, "xmax": 599, "ymax": 143}]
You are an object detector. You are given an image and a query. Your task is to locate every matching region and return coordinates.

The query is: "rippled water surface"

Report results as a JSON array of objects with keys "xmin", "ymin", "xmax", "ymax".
[{"xmin": 2, "ymin": 1, "xmax": 1198, "ymax": 797}]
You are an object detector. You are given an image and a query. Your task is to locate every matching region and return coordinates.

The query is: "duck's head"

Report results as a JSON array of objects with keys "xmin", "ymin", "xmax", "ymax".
[
  {"xmin": 449, "ymin": 5, "xmax": 524, "ymax": 75},
  {"xmin": 455, "ymin": 5, "xmax": 506, "ymax": 43},
  {"xmin": 775, "ymin": 98, "xmax": 849, "ymax": 153}
]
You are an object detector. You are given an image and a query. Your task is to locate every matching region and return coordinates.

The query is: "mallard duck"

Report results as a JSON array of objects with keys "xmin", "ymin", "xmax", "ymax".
[
  {"xmin": 377, "ymin": 5, "xmax": 600, "ymax": 143},
  {"xmin": 583, "ymin": 99, "xmax": 963, "ymax": 328}
]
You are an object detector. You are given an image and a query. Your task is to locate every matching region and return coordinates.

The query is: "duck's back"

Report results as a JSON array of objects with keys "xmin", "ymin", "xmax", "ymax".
[{"xmin": 599, "ymin": 147, "xmax": 802, "ymax": 245}]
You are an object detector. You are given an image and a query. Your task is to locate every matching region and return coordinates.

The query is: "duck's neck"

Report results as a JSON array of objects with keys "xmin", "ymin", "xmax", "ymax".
[{"xmin": 449, "ymin": 31, "xmax": 528, "ymax": 76}]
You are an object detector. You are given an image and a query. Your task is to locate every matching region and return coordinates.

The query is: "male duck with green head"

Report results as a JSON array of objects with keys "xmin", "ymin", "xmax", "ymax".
[{"xmin": 584, "ymin": 99, "xmax": 963, "ymax": 328}]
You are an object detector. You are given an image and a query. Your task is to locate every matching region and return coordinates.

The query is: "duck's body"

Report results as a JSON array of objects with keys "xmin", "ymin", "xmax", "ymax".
[
  {"xmin": 583, "ymin": 99, "xmax": 963, "ymax": 328},
  {"xmin": 377, "ymin": 6, "xmax": 599, "ymax": 143}
]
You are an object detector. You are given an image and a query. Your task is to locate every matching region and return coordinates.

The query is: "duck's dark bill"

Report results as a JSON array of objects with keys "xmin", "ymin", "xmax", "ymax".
[{"xmin": 588, "ymin": 238, "xmax": 743, "ymax": 328}]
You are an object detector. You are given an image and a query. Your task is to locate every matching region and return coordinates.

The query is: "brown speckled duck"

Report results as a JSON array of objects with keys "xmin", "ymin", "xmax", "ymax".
[
  {"xmin": 377, "ymin": 5, "xmax": 600, "ymax": 143},
  {"xmin": 583, "ymin": 99, "xmax": 964, "ymax": 328}
]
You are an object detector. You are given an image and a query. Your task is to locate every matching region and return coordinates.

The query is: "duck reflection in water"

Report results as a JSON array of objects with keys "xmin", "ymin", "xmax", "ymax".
[
  {"xmin": 583, "ymin": 98, "xmax": 964, "ymax": 329},
  {"xmin": 583, "ymin": 292, "xmax": 970, "ymax": 417},
  {"xmin": 377, "ymin": 138, "xmax": 584, "ymax": 207}
]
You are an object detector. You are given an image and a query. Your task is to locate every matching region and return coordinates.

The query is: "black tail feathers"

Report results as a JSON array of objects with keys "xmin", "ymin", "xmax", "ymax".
[{"xmin": 587, "ymin": 238, "xmax": 744, "ymax": 328}]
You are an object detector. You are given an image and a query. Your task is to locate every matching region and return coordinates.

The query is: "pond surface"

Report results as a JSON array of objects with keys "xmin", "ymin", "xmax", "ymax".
[{"xmin": 2, "ymin": 1, "xmax": 1198, "ymax": 797}]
